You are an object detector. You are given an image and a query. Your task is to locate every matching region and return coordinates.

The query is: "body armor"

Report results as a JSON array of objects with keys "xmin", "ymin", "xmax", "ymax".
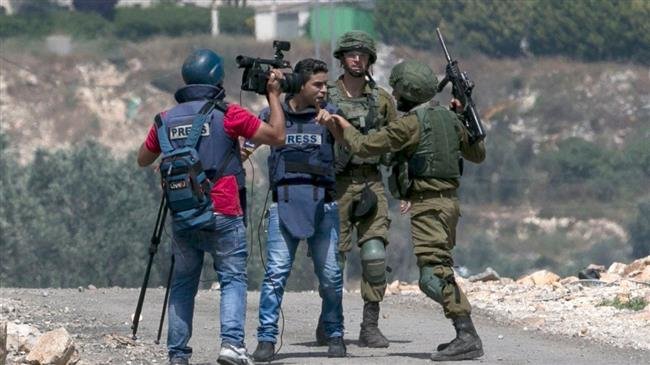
[
  {"xmin": 328, "ymin": 83, "xmax": 383, "ymax": 169},
  {"xmin": 265, "ymin": 103, "xmax": 337, "ymax": 239}
]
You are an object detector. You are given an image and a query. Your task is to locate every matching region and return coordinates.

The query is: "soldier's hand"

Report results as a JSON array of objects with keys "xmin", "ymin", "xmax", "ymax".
[
  {"xmin": 400, "ymin": 200, "xmax": 412, "ymax": 214},
  {"xmin": 266, "ymin": 69, "xmax": 284, "ymax": 96},
  {"xmin": 450, "ymin": 98, "xmax": 463, "ymax": 113},
  {"xmin": 330, "ymin": 114, "xmax": 352, "ymax": 129}
]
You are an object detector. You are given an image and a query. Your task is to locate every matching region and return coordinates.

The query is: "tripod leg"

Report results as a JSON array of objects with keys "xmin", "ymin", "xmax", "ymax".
[
  {"xmin": 156, "ymin": 254, "xmax": 175, "ymax": 344},
  {"xmin": 131, "ymin": 196, "xmax": 168, "ymax": 340}
]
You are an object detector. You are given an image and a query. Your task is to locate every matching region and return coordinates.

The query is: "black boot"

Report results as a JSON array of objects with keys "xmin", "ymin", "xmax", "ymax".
[
  {"xmin": 252, "ymin": 341, "xmax": 275, "ymax": 362},
  {"xmin": 327, "ymin": 336, "xmax": 347, "ymax": 357},
  {"xmin": 358, "ymin": 302, "xmax": 389, "ymax": 348},
  {"xmin": 431, "ymin": 316, "xmax": 484, "ymax": 361},
  {"xmin": 315, "ymin": 318, "xmax": 327, "ymax": 346}
]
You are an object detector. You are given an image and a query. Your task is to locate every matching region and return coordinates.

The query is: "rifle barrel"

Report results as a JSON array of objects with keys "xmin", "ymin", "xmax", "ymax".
[{"xmin": 436, "ymin": 28, "xmax": 452, "ymax": 62}]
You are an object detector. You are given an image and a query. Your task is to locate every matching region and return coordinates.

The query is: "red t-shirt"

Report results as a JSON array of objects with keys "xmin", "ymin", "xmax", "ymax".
[{"xmin": 144, "ymin": 103, "xmax": 261, "ymax": 216}]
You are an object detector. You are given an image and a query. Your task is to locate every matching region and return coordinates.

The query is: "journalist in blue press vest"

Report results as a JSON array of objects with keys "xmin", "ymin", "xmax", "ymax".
[
  {"xmin": 249, "ymin": 58, "xmax": 347, "ymax": 361},
  {"xmin": 137, "ymin": 48, "xmax": 287, "ymax": 365}
]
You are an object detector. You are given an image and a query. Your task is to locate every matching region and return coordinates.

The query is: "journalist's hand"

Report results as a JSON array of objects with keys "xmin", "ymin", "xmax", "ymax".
[{"xmin": 266, "ymin": 69, "xmax": 284, "ymax": 96}]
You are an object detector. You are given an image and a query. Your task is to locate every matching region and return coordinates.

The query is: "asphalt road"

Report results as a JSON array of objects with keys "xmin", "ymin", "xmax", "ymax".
[{"xmin": 3, "ymin": 288, "xmax": 649, "ymax": 365}]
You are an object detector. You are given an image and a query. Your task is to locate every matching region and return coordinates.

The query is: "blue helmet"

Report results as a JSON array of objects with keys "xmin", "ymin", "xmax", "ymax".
[{"xmin": 181, "ymin": 49, "xmax": 224, "ymax": 86}]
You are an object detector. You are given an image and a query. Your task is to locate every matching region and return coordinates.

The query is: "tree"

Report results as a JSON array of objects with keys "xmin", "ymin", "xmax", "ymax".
[
  {"xmin": 73, "ymin": 0, "xmax": 118, "ymax": 20},
  {"xmin": 629, "ymin": 200, "xmax": 650, "ymax": 258}
]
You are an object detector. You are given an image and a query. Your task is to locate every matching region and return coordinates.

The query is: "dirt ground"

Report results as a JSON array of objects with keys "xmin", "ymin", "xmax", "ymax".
[{"xmin": 2, "ymin": 287, "xmax": 650, "ymax": 365}]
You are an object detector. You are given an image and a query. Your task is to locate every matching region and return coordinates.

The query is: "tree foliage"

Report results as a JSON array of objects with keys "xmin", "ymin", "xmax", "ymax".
[
  {"xmin": 0, "ymin": 139, "xmax": 167, "ymax": 288},
  {"xmin": 375, "ymin": 0, "xmax": 650, "ymax": 64},
  {"xmin": 629, "ymin": 200, "xmax": 650, "ymax": 258},
  {"xmin": 72, "ymin": 0, "xmax": 118, "ymax": 20}
]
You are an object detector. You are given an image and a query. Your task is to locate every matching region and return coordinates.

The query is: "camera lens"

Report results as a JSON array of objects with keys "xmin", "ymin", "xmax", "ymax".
[{"xmin": 281, "ymin": 72, "xmax": 302, "ymax": 94}]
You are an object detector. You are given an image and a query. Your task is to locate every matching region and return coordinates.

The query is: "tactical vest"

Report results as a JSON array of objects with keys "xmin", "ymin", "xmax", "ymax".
[
  {"xmin": 408, "ymin": 106, "xmax": 461, "ymax": 179},
  {"xmin": 160, "ymin": 99, "xmax": 245, "ymax": 189},
  {"xmin": 265, "ymin": 103, "xmax": 337, "ymax": 239},
  {"xmin": 327, "ymin": 81, "xmax": 383, "ymax": 168}
]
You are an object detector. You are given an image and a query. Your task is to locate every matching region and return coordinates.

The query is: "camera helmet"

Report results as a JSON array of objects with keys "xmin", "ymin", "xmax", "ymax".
[
  {"xmin": 333, "ymin": 30, "xmax": 377, "ymax": 64},
  {"xmin": 181, "ymin": 49, "xmax": 224, "ymax": 86},
  {"xmin": 389, "ymin": 60, "xmax": 438, "ymax": 104}
]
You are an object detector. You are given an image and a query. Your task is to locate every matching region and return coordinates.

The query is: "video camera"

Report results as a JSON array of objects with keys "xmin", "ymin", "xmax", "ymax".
[{"xmin": 236, "ymin": 40, "xmax": 302, "ymax": 95}]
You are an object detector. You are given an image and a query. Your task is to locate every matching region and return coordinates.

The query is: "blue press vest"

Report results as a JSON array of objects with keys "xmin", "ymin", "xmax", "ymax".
[
  {"xmin": 161, "ymin": 84, "xmax": 244, "ymax": 187},
  {"xmin": 261, "ymin": 102, "xmax": 337, "ymax": 193},
  {"xmin": 260, "ymin": 101, "xmax": 338, "ymax": 239}
]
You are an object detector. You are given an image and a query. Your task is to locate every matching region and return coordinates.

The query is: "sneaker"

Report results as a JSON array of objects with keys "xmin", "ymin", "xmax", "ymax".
[
  {"xmin": 252, "ymin": 341, "xmax": 275, "ymax": 362},
  {"xmin": 217, "ymin": 343, "xmax": 255, "ymax": 365},
  {"xmin": 327, "ymin": 336, "xmax": 347, "ymax": 358},
  {"xmin": 169, "ymin": 357, "xmax": 189, "ymax": 365}
]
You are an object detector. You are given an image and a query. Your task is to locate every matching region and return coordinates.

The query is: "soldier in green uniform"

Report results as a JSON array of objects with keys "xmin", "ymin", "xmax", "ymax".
[
  {"xmin": 323, "ymin": 60, "xmax": 486, "ymax": 361},
  {"xmin": 323, "ymin": 30, "xmax": 397, "ymax": 348}
]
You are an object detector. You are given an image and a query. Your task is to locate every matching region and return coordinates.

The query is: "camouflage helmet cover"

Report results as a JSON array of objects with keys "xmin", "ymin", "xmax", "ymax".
[
  {"xmin": 333, "ymin": 30, "xmax": 377, "ymax": 64},
  {"xmin": 389, "ymin": 60, "xmax": 438, "ymax": 103}
]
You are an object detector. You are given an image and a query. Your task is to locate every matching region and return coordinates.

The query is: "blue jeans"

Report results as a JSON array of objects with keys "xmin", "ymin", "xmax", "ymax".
[
  {"xmin": 167, "ymin": 214, "xmax": 248, "ymax": 360},
  {"xmin": 257, "ymin": 202, "xmax": 344, "ymax": 343}
]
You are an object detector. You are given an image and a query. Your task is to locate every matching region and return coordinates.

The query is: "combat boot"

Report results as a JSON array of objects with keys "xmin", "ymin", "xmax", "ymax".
[
  {"xmin": 430, "ymin": 316, "xmax": 483, "ymax": 361},
  {"xmin": 358, "ymin": 301, "xmax": 389, "ymax": 348}
]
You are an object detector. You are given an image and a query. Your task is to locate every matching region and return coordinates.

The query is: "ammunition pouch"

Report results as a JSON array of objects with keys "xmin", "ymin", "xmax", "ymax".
[
  {"xmin": 349, "ymin": 183, "xmax": 377, "ymax": 223},
  {"xmin": 388, "ymin": 160, "xmax": 412, "ymax": 199}
]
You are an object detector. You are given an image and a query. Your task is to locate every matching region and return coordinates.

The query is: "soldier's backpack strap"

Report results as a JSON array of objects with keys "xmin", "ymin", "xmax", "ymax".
[{"xmin": 364, "ymin": 86, "xmax": 380, "ymax": 132}]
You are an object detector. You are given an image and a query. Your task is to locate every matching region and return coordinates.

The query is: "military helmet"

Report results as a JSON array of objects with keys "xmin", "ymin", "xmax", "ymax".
[
  {"xmin": 333, "ymin": 30, "xmax": 377, "ymax": 64},
  {"xmin": 389, "ymin": 60, "xmax": 438, "ymax": 104},
  {"xmin": 181, "ymin": 49, "xmax": 224, "ymax": 86}
]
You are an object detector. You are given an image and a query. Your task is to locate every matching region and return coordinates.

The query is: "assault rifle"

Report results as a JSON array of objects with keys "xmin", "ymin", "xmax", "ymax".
[{"xmin": 436, "ymin": 28, "xmax": 486, "ymax": 144}]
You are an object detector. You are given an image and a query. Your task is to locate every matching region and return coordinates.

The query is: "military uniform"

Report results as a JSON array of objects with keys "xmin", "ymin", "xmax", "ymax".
[
  {"xmin": 344, "ymin": 110, "xmax": 484, "ymax": 316},
  {"xmin": 328, "ymin": 78, "xmax": 396, "ymax": 302},
  {"xmin": 340, "ymin": 60, "xmax": 486, "ymax": 361},
  {"xmin": 328, "ymin": 30, "xmax": 397, "ymax": 348}
]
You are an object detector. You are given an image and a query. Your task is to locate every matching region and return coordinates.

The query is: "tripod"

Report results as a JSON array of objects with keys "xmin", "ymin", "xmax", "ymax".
[{"xmin": 131, "ymin": 195, "xmax": 174, "ymax": 344}]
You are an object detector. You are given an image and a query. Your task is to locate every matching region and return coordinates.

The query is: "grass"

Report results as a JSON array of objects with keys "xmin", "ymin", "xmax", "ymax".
[{"xmin": 597, "ymin": 297, "xmax": 647, "ymax": 311}]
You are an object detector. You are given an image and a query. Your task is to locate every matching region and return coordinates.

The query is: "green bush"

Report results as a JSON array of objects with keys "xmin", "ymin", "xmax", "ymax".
[
  {"xmin": 598, "ymin": 297, "xmax": 647, "ymax": 311},
  {"xmin": 375, "ymin": 0, "xmax": 650, "ymax": 64},
  {"xmin": 218, "ymin": 6, "xmax": 254, "ymax": 35},
  {"xmin": 0, "ymin": 10, "xmax": 111, "ymax": 39},
  {"xmin": 0, "ymin": 13, "xmax": 52, "ymax": 39},
  {"xmin": 629, "ymin": 199, "xmax": 650, "ymax": 258},
  {"xmin": 113, "ymin": 4, "xmax": 210, "ymax": 40},
  {"xmin": 50, "ymin": 11, "xmax": 112, "ymax": 39}
]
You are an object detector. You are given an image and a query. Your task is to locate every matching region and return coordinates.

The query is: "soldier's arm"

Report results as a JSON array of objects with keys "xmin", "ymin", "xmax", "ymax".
[
  {"xmin": 339, "ymin": 114, "xmax": 419, "ymax": 157},
  {"xmin": 379, "ymin": 88, "xmax": 398, "ymax": 125},
  {"xmin": 458, "ymin": 117, "xmax": 486, "ymax": 163},
  {"xmin": 450, "ymin": 99, "xmax": 485, "ymax": 163}
]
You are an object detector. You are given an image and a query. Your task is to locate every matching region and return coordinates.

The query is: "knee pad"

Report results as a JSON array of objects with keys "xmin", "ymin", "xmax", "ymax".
[
  {"xmin": 419, "ymin": 266, "xmax": 446, "ymax": 304},
  {"xmin": 361, "ymin": 239, "xmax": 386, "ymax": 286}
]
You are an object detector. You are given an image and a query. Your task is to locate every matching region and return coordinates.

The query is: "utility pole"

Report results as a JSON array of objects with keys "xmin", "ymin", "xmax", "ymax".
[
  {"xmin": 329, "ymin": 0, "xmax": 336, "ymax": 81},
  {"xmin": 314, "ymin": 1, "xmax": 320, "ymax": 60},
  {"xmin": 211, "ymin": 0, "xmax": 220, "ymax": 37}
]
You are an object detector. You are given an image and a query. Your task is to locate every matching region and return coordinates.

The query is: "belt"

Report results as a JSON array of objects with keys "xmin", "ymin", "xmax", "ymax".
[
  {"xmin": 272, "ymin": 188, "xmax": 336, "ymax": 203},
  {"xmin": 338, "ymin": 164, "xmax": 379, "ymax": 177},
  {"xmin": 414, "ymin": 189, "xmax": 457, "ymax": 200}
]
